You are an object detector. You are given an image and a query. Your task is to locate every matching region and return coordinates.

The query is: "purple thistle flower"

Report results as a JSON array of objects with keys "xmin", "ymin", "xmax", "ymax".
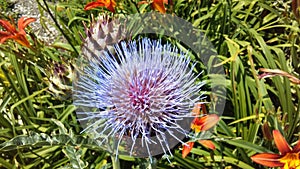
[{"xmin": 74, "ymin": 38, "xmax": 204, "ymax": 158}]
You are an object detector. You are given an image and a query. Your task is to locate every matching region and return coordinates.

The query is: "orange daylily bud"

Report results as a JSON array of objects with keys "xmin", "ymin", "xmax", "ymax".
[
  {"xmin": 262, "ymin": 122, "xmax": 273, "ymax": 141},
  {"xmin": 292, "ymin": 0, "xmax": 300, "ymax": 19}
]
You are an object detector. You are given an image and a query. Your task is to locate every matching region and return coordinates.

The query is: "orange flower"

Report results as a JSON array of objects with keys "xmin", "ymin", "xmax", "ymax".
[
  {"xmin": 251, "ymin": 130, "xmax": 300, "ymax": 169},
  {"xmin": 84, "ymin": 0, "xmax": 116, "ymax": 13},
  {"xmin": 0, "ymin": 17, "xmax": 36, "ymax": 48},
  {"xmin": 182, "ymin": 140, "xmax": 216, "ymax": 158},
  {"xmin": 151, "ymin": 0, "xmax": 167, "ymax": 13},
  {"xmin": 139, "ymin": 0, "xmax": 171, "ymax": 13},
  {"xmin": 182, "ymin": 104, "xmax": 219, "ymax": 158},
  {"xmin": 191, "ymin": 114, "xmax": 219, "ymax": 133}
]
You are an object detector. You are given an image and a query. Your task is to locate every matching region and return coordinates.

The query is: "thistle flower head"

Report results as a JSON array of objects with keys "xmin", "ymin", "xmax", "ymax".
[{"xmin": 74, "ymin": 37, "xmax": 204, "ymax": 158}]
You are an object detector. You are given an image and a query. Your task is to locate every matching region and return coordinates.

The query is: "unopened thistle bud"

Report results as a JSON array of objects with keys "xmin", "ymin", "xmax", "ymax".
[{"xmin": 81, "ymin": 15, "xmax": 125, "ymax": 61}]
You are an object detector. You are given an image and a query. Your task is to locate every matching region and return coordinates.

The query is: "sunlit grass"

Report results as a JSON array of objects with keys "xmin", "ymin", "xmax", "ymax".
[{"xmin": 0, "ymin": 0, "xmax": 299, "ymax": 168}]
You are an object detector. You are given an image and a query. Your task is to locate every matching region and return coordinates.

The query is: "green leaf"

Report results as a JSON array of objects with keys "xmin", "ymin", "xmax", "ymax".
[
  {"xmin": 63, "ymin": 145, "xmax": 87, "ymax": 169},
  {"xmin": 225, "ymin": 139, "xmax": 272, "ymax": 153},
  {"xmin": 228, "ymin": 114, "xmax": 265, "ymax": 125},
  {"xmin": 0, "ymin": 157, "xmax": 13, "ymax": 169}
]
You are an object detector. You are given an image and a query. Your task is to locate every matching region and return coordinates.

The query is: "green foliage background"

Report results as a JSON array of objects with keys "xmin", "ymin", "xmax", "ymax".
[{"xmin": 0, "ymin": 0, "xmax": 299, "ymax": 168}]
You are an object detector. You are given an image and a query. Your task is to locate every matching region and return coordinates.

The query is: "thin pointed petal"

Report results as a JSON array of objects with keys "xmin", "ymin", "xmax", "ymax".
[
  {"xmin": 192, "ymin": 114, "xmax": 219, "ymax": 132},
  {"xmin": 84, "ymin": 0, "xmax": 116, "ymax": 12},
  {"xmin": 106, "ymin": 4, "xmax": 115, "ymax": 13},
  {"xmin": 182, "ymin": 142, "xmax": 194, "ymax": 158},
  {"xmin": 0, "ymin": 31, "xmax": 11, "ymax": 38},
  {"xmin": 0, "ymin": 19, "xmax": 16, "ymax": 33},
  {"xmin": 13, "ymin": 34, "xmax": 31, "ymax": 47},
  {"xmin": 138, "ymin": 1, "xmax": 149, "ymax": 5},
  {"xmin": 163, "ymin": 0, "xmax": 169, "ymax": 4},
  {"xmin": 0, "ymin": 34, "xmax": 14, "ymax": 44},
  {"xmin": 0, "ymin": 30, "xmax": 14, "ymax": 44},
  {"xmin": 273, "ymin": 130, "xmax": 292, "ymax": 154},
  {"xmin": 251, "ymin": 153, "xmax": 283, "ymax": 167},
  {"xmin": 152, "ymin": 0, "xmax": 166, "ymax": 13},
  {"xmin": 191, "ymin": 117, "xmax": 202, "ymax": 133},
  {"xmin": 17, "ymin": 17, "xmax": 25, "ymax": 30},
  {"xmin": 18, "ymin": 17, "xmax": 36, "ymax": 30},
  {"xmin": 107, "ymin": 0, "xmax": 116, "ymax": 13},
  {"xmin": 198, "ymin": 140, "xmax": 215, "ymax": 150},
  {"xmin": 84, "ymin": 2, "xmax": 106, "ymax": 10}
]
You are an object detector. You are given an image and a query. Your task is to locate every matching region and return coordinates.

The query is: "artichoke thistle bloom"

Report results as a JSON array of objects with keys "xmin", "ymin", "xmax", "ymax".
[{"xmin": 74, "ymin": 37, "xmax": 204, "ymax": 158}]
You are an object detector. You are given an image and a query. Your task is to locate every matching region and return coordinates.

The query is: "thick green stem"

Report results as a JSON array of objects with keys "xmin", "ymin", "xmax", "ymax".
[{"xmin": 111, "ymin": 155, "xmax": 120, "ymax": 169}]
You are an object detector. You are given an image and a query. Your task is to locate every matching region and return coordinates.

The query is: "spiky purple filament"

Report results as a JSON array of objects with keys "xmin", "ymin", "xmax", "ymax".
[
  {"xmin": 128, "ymin": 73, "xmax": 153, "ymax": 112},
  {"xmin": 74, "ymin": 38, "xmax": 204, "ymax": 158}
]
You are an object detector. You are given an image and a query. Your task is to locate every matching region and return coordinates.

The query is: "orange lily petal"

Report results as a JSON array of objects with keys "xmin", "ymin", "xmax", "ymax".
[
  {"xmin": 198, "ymin": 140, "xmax": 215, "ymax": 150},
  {"xmin": 182, "ymin": 142, "xmax": 194, "ymax": 158},
  {"xmin": 273, "ymin": 130, "xmax": 292, "ymax": 155},
  {"xmin": 191, "ymin": 119, "xmax": 202, "ymax": 133},
  {"xmin": 163, "ymin": 0, "xmax": 169, "ymax": 4},
  {"xmin": 13, "ymin": 34, "xmax": 30, "ymax": 48},
  {"xmin": 292, "ymin": 140, "xmax": 300, "ymax": 152},
  {"xmin": 0, "ymin": 19, "xmax": 16, "ymax": 33},
  {"xmin": 0, "ymin": 17, "xmax": 34, "ymax": 48},
  {"xmin": 191, "ymin": 114, "xmax": 219, "ymax": 132},
  {"xmin": 84, "ymin": 0, "xmax": 116, "ymax": 12},
  {"xmin": 251, "ymin": 153, "xmax": 283, "ymax": 167},
  {"xmin": 0, "ymin": 34, "xmax": 30, "ymax": 47},
  {"xmin": 18, "ymin": 17, "xmax": 36, "ymax": 31},
  {"xmin": 0, "ymin": 34, "xmax": 14, "ymax": 44},
  {"xmin": 138, "ymin": 1, "xmax": 148, "ymax": 5},
  {"xmin": 152, "ymin": 0, "xmax": 166, "ymax": 13},
  {"xmin": 0, "ymin": 31, "xmax": 11, "ymax": 39},
  {"xmin": 84, "ymin": 1, "xmax": 106, "ymax": 10},
  {"xmin": 106, "ymin": 0, "xmax": 116, "ymax": 13}
]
